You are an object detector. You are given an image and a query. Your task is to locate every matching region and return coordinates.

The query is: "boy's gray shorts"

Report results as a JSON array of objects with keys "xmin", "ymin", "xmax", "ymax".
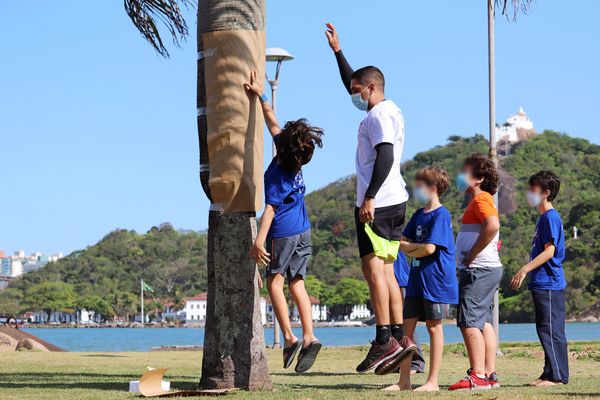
[
  {"xmin": 457, "ymin": 267, "xmax": 503, "ymax": 330},
  {"xmin": 266, "ymin": 229, "xmax": 311, "ymax": 281}
]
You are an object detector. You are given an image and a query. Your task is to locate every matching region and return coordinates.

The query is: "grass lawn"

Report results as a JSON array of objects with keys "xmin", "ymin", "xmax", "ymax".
[{"xmin": 1, "ymin": 342, "xmax": 599, "ymax": 399}]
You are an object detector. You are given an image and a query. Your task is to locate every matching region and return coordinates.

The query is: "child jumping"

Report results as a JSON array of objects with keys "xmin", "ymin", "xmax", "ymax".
[
  {"xmin": 245, "ymin": 70, "xmax": 323, "ymax": 373},
  {"xmin": 384, "ymin": 167, "xmax": 458, "ymax": 391},
  {"xmin": 450, "ymin": 154, "xmax": 502, "ymax": 391},
  {"xmin": 510, "ymin": 170, "xmax": 568, "ymax": 387}
]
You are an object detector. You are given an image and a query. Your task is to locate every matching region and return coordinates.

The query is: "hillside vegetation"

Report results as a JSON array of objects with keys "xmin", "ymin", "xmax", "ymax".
[{"xmin": 3, "ymin": 131, "xmax": 599, "ymax": 322}]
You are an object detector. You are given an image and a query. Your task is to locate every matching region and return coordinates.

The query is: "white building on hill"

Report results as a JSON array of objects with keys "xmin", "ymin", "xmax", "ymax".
[{"xmin": 496, "ymin": 107, "xmax": 535, "ymax": 144}]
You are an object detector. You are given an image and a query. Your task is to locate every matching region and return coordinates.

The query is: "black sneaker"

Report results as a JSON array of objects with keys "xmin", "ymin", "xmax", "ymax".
[{"xmin": 356, "ymin": 337, "xmax": 402, "ymax": 373}]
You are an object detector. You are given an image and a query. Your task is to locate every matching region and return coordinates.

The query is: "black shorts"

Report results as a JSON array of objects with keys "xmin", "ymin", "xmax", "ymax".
[
  {"xmin": 266, "ymin": 229, "xmax": 312, "ymax": 281},
  {"xmin": 404, "ymin": 297, "xmax": 453, "ymax": 321},
  {"xmin": 355, "ymin": 202, "xmax": 406, "ymax": 258}
]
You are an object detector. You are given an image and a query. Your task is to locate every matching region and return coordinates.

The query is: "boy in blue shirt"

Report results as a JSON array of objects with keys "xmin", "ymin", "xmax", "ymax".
[
  {"xmin": 383, "ymin": 167, "xmax": 458, "ymax": 391},
  {"xmin": 510, "ymin": 170, "xmax": 568, "ymax": 387},
  {"xmin": 244, "ymin": 70, "xmax": 324, "ymax": 373}
]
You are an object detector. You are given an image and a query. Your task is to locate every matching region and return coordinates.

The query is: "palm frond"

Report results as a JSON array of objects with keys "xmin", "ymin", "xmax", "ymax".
[
  {"xmin": 495, "ymin": 0, "xmax": 536, "ymax": 20},
  {"xmin": 124, "ymin": 0, "xmax": 196, "ymax": 58}
]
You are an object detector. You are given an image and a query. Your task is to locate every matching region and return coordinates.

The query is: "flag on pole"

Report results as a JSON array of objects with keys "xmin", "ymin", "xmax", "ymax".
[{"xmin": 142, "ymin": 281, "xmax": 154, "ymax": 293}]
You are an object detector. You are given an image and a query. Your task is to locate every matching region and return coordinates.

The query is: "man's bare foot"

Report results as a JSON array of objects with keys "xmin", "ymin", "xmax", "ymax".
[
  {"xmin": 382, "ymin": 383, "xmax": 412, "ymax": 391},
  {"xmin": 529, "ymin": 378, "xmax": 543, "ymax": 386},
  {"xmin": 414, "ymin": 382, "xmax": 440, "ymax": 392},
  {"xmin": 536, "ymin": 380, "xmax": 563, "ymax": 387}
]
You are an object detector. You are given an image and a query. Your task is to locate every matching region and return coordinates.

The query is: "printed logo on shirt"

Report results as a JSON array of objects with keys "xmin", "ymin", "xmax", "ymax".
[
  {"xmin": 293, "ymin": 172, "xmax": 305, "ymax": 194},
  {"xmin": 416, "ymin": 225, "xmax": 429, "ymax": 242}
]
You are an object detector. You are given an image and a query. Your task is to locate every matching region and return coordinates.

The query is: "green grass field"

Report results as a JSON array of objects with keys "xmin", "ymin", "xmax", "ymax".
[{"xmin": 1, "ymin": 342, "xmax": 599, "ymax": 399}]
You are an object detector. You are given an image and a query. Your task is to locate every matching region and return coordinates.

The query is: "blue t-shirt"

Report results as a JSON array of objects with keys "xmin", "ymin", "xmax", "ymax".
[
  {"xmin": 394, "ymin": 252, "xmax": 410, "ymax": 287},
  {"xmin": 402, "ymin": 206, "xmax": 458, "ymax": 304},
  {"xmin": 528, "ymin": 209, "xmax": 566, "ymax": 290},
  {"xmin": 264, "ymin": 153, "xmax": 310, "ymax": 239}
]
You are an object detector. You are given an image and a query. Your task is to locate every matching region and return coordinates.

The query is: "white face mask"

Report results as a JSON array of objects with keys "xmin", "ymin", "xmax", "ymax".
[
  {"xmin": 351, "ymin": 87, "xmax": 370, "ymax": 111},
  {"xmin": 526, "ymin": 191, "xmax": 542, "ymax": 207}
]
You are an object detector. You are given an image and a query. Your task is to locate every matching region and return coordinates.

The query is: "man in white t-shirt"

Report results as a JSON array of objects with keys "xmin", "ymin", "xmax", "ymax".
[{"xmin": 326, "ymin": 23, "xmax": 416, "ymax": 375}]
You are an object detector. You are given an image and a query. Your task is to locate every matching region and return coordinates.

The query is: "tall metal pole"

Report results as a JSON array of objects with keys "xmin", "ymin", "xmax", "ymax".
[
  {"xmin": 488, "ymin": 0, "xmax": 501, "ymax": 353},
  {"xmin": 140, "ymin": 279, "xmax": 145, "ymax": 327},
  {"xmin": 268, "ymin": 60, "xmax": 281, "ymax": 350}
]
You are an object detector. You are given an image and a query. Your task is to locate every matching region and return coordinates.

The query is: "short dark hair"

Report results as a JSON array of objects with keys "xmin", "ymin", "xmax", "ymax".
[
  {"xmin": 415, "ymin": 166, "xmax": 449, "ymax": 196},
  {"xmin": 351, "ymin": 66, "xmax": 385, "ymax": 88},
  {"xmin": 276, "ymin": 119, "xmax": 324, "ymax": 172},
  {"xmin": 529, "ymin": 170, "xmax": 561, "ymax": 201},
  {"xmin": 464, "ymin": 153, "xmax": 499, "ymax": 195}
]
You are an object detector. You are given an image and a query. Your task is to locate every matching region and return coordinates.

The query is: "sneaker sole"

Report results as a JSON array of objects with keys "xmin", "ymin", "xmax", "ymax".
[
  {"xmin": 356, "ymin": 346, "xmax": 404, "ymax": 374},
  {"xmin": 490, "ymin": 383, "xmax": 501, "ymax": 388},
  {"xmin": 450, "ymin": 386, "xmax": 492, "ymax": 392},
  {"xmin": 374, "ymin": 343, "xmax": 417, "ymax": 375}
]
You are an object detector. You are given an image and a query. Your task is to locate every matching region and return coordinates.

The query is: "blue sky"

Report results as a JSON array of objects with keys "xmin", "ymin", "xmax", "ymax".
[{"xmin": 1, "ymin": 1, "xmax": 598, "ymax": 255}]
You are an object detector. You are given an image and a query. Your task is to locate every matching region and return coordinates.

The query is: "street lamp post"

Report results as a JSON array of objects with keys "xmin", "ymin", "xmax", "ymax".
[
  {"xmin": 487, "ymin": 0, "xmax": 501, "ymax": 354},
  {"xmin": 265, "ymin": 47, "xmax": 294, "ymax": 349}
]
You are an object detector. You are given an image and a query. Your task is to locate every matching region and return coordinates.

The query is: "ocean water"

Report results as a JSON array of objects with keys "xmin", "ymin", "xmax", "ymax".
[{"xmin": 23, "ymin": 323, "xmax": 600, "ymax": 352}]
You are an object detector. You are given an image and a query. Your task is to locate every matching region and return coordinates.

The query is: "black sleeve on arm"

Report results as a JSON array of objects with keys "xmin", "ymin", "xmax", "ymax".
[
  {"xmin": 365, "ymin": 143, "xmax": 394, "ymax": 200},
  {"xmin": 334, "ymin": 50, "xmax": 354, "ymax": 95}
]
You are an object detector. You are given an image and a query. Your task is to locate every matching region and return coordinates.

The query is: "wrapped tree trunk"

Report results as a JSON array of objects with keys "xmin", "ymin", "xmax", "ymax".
[{"xmin": 197, "ymin": 0, "xmax": 271, "ymax": 391}]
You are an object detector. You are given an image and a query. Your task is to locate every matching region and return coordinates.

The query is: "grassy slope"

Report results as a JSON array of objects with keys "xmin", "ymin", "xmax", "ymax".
[{"xmin": 1, "ymin": 343, "xmax": 599, "ymax": 400}]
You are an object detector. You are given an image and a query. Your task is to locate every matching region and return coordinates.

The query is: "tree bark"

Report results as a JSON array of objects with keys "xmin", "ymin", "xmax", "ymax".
[
  {"xmin": 197, "ymin": 0, "xmax": 270, "ymax": 390},
  {"xmin": 200, "ymin": 212, "xmax": 271, "ymax": 390}
]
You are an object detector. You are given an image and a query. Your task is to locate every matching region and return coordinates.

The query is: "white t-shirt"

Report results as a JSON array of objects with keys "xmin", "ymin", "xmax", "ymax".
[{"xmin": 355, "ymin": 100, "xmax": 409, "ymax": 208}]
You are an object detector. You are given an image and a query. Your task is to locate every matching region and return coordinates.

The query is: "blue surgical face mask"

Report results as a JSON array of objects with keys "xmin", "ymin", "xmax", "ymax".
[
  {"xmin": 455, "ymin": 172, "xmax": 470, "ymax": 193},
  {"xmin": 526, "ymin": 191, "xmax": 542, "ymax": 207},
  {"xmin": 413, "ymin": 186, "xmax": 431, "ymax": 204},
  {"xmin": 351, "ymin": 88, "xmax": 370, "ymax": 111}
]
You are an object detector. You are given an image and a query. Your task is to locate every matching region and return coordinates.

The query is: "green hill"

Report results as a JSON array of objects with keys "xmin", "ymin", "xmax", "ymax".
[
  {"xmin": 306, "ymin": 131, "xmax": 600, "ymax": 321},
  {"xmin": 3, "ymin": 131, "xmax": 599, "ymax": 322}
]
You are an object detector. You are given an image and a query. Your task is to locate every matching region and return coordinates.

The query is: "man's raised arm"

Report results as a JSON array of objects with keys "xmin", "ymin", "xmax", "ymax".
[{"xmin": 326, "ymin": 23, "xmax": 353, "ymax": 95}]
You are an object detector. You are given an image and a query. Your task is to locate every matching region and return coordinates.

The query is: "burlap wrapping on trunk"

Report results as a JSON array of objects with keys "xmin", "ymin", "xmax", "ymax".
[{"xmin": 202, "ymin": 30, "xmax": 265, "ymax": 212}]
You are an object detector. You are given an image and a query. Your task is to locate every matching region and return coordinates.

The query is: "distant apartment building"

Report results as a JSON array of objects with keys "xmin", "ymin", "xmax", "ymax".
[{"xmin": 0, "ymin": 249, "xmax": 64, "ymax": 278}]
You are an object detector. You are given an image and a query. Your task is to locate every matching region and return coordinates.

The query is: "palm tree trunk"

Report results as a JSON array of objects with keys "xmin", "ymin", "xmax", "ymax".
[{"xmin": 197, "ymin": 0, "xmax": 271, "ymax": 391}]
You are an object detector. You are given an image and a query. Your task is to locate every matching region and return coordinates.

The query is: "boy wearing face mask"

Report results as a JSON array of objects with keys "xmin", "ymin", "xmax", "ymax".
[
  {"xmin": 383, "ymin": 167, "xmax": 457, "ymax": 392},
  {"xmin": 450, "ymin": 154, "xmax": 502, "ymax": 391},
  {"xmin": 510, "ymin": 171, "xmax": 568, "ymax": 387},
  {"xmin": 325, "ymin": 22, "xmax": 415, "ymax": 374}
]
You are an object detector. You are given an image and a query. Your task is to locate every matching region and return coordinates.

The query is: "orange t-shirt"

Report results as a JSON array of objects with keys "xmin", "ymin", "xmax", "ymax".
[{"xmin": 461, "ymin": 192, "xmax": 498, "ymax": 224}]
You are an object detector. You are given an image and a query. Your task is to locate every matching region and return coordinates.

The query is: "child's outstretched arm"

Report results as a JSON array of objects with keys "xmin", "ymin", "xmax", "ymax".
[
  {"xmin": 249, "ymin": 204, "xmax": 276, "ymax": 267},
  {"xmin": 510, "ymin": 242, "xmax": 556, "ymax": 290},
  {"xmin": 243, "ymin": 70, "xmax": 280, "ymax": 137}
]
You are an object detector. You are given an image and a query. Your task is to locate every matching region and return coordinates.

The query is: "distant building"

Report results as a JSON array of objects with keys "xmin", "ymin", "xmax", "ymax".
[
  {"xmin": 291, "ymin": 296, "xmax": 328, "ymax": 322},
  {"xmin": 185, "ymin": 293, "xmax": 208, "ymax": 322},
  {"xmin": 496, "ymin": 107, "xmax": 535, "ymax": 144},
  {"xmin": 349, "ymin": 304, "xmax": 372, "ymax": 320},
  {"xmin": 185, "ymin": 293, "xmax": 267, "ymax": 325},
  {"xmin": 0, "ymin": 249, "xmax": 63, "ymax": 279}
]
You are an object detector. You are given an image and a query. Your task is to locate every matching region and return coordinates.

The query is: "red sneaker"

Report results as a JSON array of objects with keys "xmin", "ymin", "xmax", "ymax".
[
  {"xmin": 487, "ymin": 372, "xmax": 500, "ymax": 388},
  {"xmin": 448, "ymin": 369, "xmax": 491, "ymax": 391}
]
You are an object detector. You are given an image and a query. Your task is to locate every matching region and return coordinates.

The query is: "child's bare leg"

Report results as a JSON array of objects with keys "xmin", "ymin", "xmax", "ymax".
[
  {"xmin": 383, "ymin": 317, "xmax": 417, "ymax": 392},
  {"xmin": 267, "ymin": 274, "xmax": 297, "ymax": 347},
  {"xmin": 415, "ymin": 319, "xmax": 443, "ymax": 391},
  {"xmin": 482, "ymin": 322, "xmax": 497, "ymax": 375},
  {"xmin": 289, "ymin": 277, "xmax": 317, "ymax": 346},
  {"xmin": 461, "ymin": 327, "xmax": 486, "ymax": 376}
]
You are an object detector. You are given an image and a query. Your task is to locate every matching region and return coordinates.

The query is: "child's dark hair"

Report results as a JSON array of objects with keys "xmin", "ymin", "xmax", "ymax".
[
  {"xmin": 276, "ymin": 119, "xmax": 324, "ymax": 172},
  {"xmin": 529, "ymin": 170, "xmax": 561, "ymax": 201},
  {"xmin": 415, "ymin": 166, "xmax": 449, "ymax": 195},
  {"xmin": 464, "ymin": 153, "xmax": 499, "ymax": 195}
]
